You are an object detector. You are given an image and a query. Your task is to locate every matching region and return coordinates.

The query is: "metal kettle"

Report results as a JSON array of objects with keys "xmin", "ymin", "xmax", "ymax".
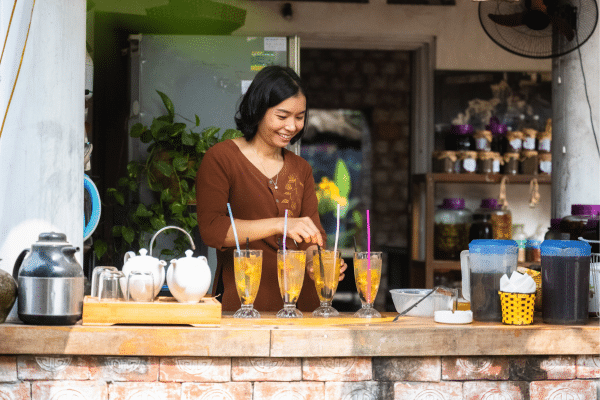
[{"xmin": 13, "ymin": 232, "xmax": 84, "ymax": 325}]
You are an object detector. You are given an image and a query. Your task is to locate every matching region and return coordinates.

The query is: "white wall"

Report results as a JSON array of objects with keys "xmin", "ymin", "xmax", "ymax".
[
  {"xmin": 0, "ymin": 0, "xmax": 85, "ymax": 274},
  {"xmin": 215, "ymin": 0, "xmax": 551, "ymax": 72}
]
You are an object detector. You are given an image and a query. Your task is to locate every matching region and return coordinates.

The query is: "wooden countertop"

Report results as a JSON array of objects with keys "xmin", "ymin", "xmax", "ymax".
[{"xmin": 1, "ymin": 313, "xmax": 598, "ymax": 357}]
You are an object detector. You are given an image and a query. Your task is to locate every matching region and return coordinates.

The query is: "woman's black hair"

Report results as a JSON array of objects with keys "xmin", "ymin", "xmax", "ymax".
[{"xmin": 235, "ymin": 65, "xmax": 307, "ymax": 145}]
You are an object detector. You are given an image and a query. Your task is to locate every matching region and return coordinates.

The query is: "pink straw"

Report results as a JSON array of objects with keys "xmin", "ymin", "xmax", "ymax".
[
  {"xmin": 283, "ymin": 209, "xmax": 288, "ymax": 294},
  {"xmin": 366, "ymin": 209, "xmax": 372, "ymax": 303}
]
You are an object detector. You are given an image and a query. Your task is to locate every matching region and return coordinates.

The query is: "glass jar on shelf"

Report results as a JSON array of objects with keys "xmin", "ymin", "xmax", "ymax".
[
  {"xmin": 538, "ymin": 152, "xmax": 551, "ymax": 175},
  {"xmin": 445, "ymin": 124, "xmax": 475, "ymax": 151},
  {"xmin": 537, "ymin": 128, "xmax": 552, "ymax": 153},
  {"xmin": 560, "ymin": 205, "xmax": 600, "ymax": 252},
  {"xmin": 432, "ymin": 151, "xmax": 457, "ymax": 174},
  {"xmin": 474, "ymin": 198, "xmax": 512, "ymax": 240},
  {"xmin": 505, "ymin": 130, "xmax": 523, "ymax": 153},
  {"xmin": 503, "ymin": 152, "xmax": 520, "ymax": 175},
  {"xmin": 476, "ymin": 151, "xmax": 502, "ymax": 174},
  {"xmin": 457, "ymin": 151, "xmax": 478, "ymax": 174},
  {"xmin": 473, "ymin": 130, "xmax": 492, "ymax": 151},
  {"xmin": 520, "ymin": 150, "xmax": 539, "ymax": 175},
  {"xmin": 434, "ymin": 198, "xmax": 472, "ymax": 260},
  {"xmin": 522, "ymin": 128, "xmax": 538, "ymax": 151},
  {"xmin": 545, "ymin": 218, "xmax": 569, "ymax": 240},
  {"xmin": 469, "ymin": 213, "xmax": 494, "ymax": 242}
]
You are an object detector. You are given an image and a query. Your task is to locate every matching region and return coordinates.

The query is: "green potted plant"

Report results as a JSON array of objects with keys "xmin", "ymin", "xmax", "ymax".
[{"xmin": 94, "ymin": 91, "xmax": 242, "ymax": 262}]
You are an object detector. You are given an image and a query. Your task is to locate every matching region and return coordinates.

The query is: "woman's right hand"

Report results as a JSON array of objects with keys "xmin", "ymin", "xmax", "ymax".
[{"xmin": 284, "ymin": 217, "xmax": 323, "ymax": 247}]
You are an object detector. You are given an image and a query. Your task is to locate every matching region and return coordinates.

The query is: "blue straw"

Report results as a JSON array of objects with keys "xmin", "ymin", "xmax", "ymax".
[{"xmin": 227, "ymin": 203, "xmax": 241, "ymax": 252}]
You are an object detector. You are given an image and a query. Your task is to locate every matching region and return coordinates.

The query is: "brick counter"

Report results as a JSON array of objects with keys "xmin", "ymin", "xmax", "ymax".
[{"xmin": 0, "ymin": 314, "xmax": 598, "ymax": 399}]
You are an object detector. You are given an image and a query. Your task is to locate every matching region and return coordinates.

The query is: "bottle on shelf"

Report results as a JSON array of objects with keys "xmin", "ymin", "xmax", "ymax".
[
  {"xmin": 433, "ymin": 198, "xmax": 472, "ymax": 260},
  {"xmin": 544, "ymin": 218, "xmax": 569, "ymax": 240},
  {"xmin": 560, "ymin": 204, "xmax": 600, "ymax": 253},
  {"xmin": 474, "ymin": 198, "xmax": 512, "ymax": 240},
  {"xmin": 512, "ymin": 223, "xmax": 527, "ymax": 263}
]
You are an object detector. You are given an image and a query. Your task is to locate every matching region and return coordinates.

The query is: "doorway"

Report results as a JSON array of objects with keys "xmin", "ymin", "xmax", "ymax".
[{"xmin": 300, "ymin": 43, "xmax": 426, "ymax": 310}]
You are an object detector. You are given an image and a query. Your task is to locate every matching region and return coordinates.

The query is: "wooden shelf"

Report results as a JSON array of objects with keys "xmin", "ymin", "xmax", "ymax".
[
  {"xmin": 413, "ymin": 173, "xmax": 551, "ymax": 185},
  {"xmin": 410, "ymin": 173, "xmax": 551, "ymax": 288}
]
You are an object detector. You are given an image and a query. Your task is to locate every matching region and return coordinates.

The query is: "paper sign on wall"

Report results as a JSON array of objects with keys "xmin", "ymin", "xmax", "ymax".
[
  {"xmin": 241, "ymin": 80, "xmax": 252, "ymax": 95},
  {"xmin": 264, "ymin": 37, "xmax": 286, "ymax": 52}
]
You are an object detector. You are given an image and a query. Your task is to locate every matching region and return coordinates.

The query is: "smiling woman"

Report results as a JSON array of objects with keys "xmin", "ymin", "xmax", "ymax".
[{"xmin": 196, "ymin": 66, "xmax": 347, "ymax": 314}]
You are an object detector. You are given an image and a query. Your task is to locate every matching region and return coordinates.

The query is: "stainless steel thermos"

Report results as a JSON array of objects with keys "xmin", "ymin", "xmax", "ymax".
[{"xmin": 13, "ymin": 232, "xmax": 84, "ymax": 325}]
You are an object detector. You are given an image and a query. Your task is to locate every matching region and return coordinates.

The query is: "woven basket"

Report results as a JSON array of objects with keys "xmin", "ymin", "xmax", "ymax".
[
  {"xmin": 499, "ymin": 291, "xmax": 536, "ymax": 325},
  {"xmin": 517, "ymin": 267, "xmax": 542, "ymax": 311}
]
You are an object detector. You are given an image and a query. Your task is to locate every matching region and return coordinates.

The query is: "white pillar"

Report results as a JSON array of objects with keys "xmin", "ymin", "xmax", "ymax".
[
  {"xmin": 552, "ymin": 31, "xmax": 600, "ymax": 218},
  {"xmin": 0, "ymin": 0, "xmax": 85, "ymax": 273}
]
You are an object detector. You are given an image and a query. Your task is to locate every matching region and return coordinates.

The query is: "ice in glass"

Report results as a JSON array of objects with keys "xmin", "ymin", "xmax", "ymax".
[{"xmin": 233, "ymin": 249, "xmax": 262, "ymax": 318}]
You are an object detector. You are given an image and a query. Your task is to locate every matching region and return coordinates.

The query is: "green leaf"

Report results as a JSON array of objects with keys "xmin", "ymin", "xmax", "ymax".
[
  {"xmin": 195, "ymin": 115, "xmax": 200, "ymax": 127},
  {"xmin": 196, "ymin": 140, "xmax": 210, "ymax": 154},
  {"xmin": 150, "ymin": 216, "xmax": 166, "ymax": 230},
  {"xmin": 129, "ymin": 123, "xmax": 145, "ymax": 138},
  {"xmin": 172, "ymin": 156, "xmax": 189, "ymax": 172},
  {"xmin": 160, "ymin": 189, "xmax": 174, "ymax": 203},
  {"xmin": 140, "ymin": 129, "xmax": 153, "ymax": 144},
  {"xmin": 112, "ymin": 225, "xmax": 123, "ymax": 237},
  {"xmin": 154, "ymin": 160, "xmax": 173, "ymax": 177},
  {"xmin": 221, "ymin": 128, "xmax": 243, "ymax": 141},
  {"xmin": 93, "ymin": 239, "xmax": 107, "ymax": 260},
  {"xmin": 134, "ymin": 203, "xmax": 153, "ymax": 218},
  {"xmin": 122, "ymin": 226, "xmax": 135, "ymax": 244},
  {"xmin": 334, "ymin": 159, "xmax": 351, "ymax": 198},
  {"xmin": 107, "ymin": 188, "xmax": 124, "ymax": 206},
  {"xmin": 182, "ymin": 130, "xmax": 196, "ymax": 146},
  {"xmin": 170, "ymin": 202, "xmax": 186, "ymax": 214},
  {"xmin": 150, "ymin": 119, "xmax": 170, "ymax": 141},
  {"xmin": 156, "ymin": 90, "xmax": 175, "ymax": 122},
  {"xmin": 352, "ymin": 209, "xmax": 363, "ymax": 229},
  {"xmin": 202, "ymin": 127, "xmax": 220, "ymax": 146}
]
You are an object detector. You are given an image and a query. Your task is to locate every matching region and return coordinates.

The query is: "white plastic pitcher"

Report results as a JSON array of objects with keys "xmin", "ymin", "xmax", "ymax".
[{"xmin": 460, "ymin": 239, "xmax": 518, "ymax": 322}]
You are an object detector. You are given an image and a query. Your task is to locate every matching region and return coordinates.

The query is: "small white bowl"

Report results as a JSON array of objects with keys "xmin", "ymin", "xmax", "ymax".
[{"xmin": 390, "ymin": 288, "xmax": 456, "ymax": 317}]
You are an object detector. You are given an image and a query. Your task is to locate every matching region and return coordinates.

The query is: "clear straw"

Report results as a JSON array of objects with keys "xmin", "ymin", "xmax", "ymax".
[
  {"xmin": 227, "ymin": 203, "xmax": 241, "ymax": 252},
  {"xmin": 366, "ymin": 209, "xmax": 372, "ymax": 304},
  {"xmin": 333, "ymin": 203, "xmax": 341, "ymax": 286}
]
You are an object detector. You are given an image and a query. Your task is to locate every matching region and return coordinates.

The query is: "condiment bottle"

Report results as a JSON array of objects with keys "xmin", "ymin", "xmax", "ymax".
[
  {"xmin": 445, "ymin": 124, "xmax": 475, "ymax": 151},
  {"xmin": 474, "ymin": 198, "xmax": 512, "ymax": 240},
  {"xmin": 433, "ymin": 198, "xmax": 472, "ymax": 260},
  {"xmin": 537, "ymin": 128, "xmax": 552, "ymax": 153},
  {"xmin": 512, "ymin": 223, "xmax": 527, "ymax": 263}
]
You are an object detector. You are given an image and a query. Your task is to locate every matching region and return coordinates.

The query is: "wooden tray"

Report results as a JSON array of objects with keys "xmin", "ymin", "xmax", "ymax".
[{"xmin": 82, "ymin": 296, "xmax": 221, "ymax": 326}]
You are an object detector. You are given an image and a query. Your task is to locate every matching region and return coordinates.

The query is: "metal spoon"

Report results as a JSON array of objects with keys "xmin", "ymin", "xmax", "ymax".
[{"xmin": 393, "ymin": 287, "xmax": 440, "ymax": 322}]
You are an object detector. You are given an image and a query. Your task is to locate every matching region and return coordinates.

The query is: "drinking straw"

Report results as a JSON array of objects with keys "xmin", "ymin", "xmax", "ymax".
[
  {"xmin": 227, "ymin": 203, "xmax": 240, "ymax": 252},
  {"xmin": 366, "ymin": 209, "xmax": 372, "ymax": 304},
  {"xmin": 283, "ymin": 209, "xmax": 288, "ymax": 301},
  {"xmin": 333, "ymin": 203, "xmax": 341, "ymax": 286}
]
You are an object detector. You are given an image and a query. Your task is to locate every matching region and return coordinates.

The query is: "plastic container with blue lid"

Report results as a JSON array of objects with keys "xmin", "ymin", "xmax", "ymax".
[
  {"xmin": 468, "ymin": 239, "xmax": 518, "ymax": 254},
  {"xmin": 540, "ymin": 240, "xmax": 591, "ymax": 257},
  {"xmin": 540, "ymin": 240, "xmax": 591, "ymax": 325}
]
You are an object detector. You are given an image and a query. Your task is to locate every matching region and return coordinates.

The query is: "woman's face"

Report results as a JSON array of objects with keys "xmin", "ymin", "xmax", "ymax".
[{"xmin": 256, "ymin": 93, "xmax": 306, "ymax": 148}]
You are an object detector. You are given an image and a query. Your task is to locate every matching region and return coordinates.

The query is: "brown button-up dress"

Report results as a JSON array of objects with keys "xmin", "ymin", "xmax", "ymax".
[{"xmin": 195, "ymin": 140, "xmax": 324, "ymax": 312}]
